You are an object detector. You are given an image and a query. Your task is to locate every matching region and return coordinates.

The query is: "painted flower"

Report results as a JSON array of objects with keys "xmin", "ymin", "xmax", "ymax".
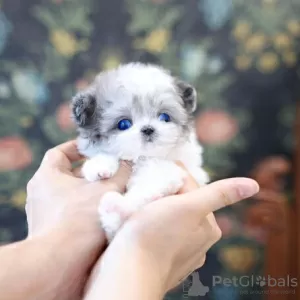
[
  {"xmin": 11, "ymin": 69, "xmax": 49, "ymax": 104},
  {"xmin": 180, "ymin": 44, "xmax": 207, "ymax": 80},
  {"xmin": 102, "ymin": 54, "xmax": 122, "ymax": 71},
  {"xmin": 0, "ymin": 137, "xmax": 32, "ymax": 171},
  {"xmin": 287, "ymin": 20, "xmax": 300, "ymax": 36},
  {"xmin": 0, "ymin": 11, "xmax": 12, "ymax": 55},
  {"xmin": 50, "ymin": 29, "xmax": 79, "ymax": 57},
  {"xmin": 219, "ymin": 246, "xmax": 258, "ymax": 273},
  {"xmin": 196, "ymin": 110, "xmax": 238, "ymax": 145},
  {"xmin": 282, "ymin": 51, "xmax": 297, "ymax": 67},
  {"xmin": 11, "ymin": 190, "xmax": 27, "ymax": 209},
  {"xmin": 142, "ymin": 29, "xmax": 170, "ymax": 53},
  {"xmin": 232, "ymin": 21, "xmax": 251, "ymax": 40},
  {"xmin": 56, "ymin": 103, "xmax": 75, "ymax": 132},
  {"xmin": 273, "ymin": 33, "xmax": 292, "ymax": 49},
  {"xmin": 245, "ymin": 33, "xmax": 267, "ymax": 52},
  {"xmin": 235, "ymin": 55, "xmax": 252, "ymax": 70},
  {"xmin": 257, "ymin": 52, "xmax": 279, "ymax": 73}
]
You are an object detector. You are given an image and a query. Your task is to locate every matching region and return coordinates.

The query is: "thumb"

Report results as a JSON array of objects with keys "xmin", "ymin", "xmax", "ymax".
[
  {"xmin": 174, "ymin": 177, "xmax": 259, "ymax": 217},
  {"xmin": 104, "ymin": 161, "xmax": 133, "ymax": 193}
]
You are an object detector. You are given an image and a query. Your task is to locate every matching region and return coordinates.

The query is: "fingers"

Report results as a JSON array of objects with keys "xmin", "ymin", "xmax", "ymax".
[
  {"xmin": 42, "ymin": 140, "xmax": 84, "ymax": 170},
  {"xmin": 104, "ymin": 161, "xmax": 133, "ymax": 193},
  {"xmin": 174, "ymin": 177, "xmax": 259, "ymax": 217}
]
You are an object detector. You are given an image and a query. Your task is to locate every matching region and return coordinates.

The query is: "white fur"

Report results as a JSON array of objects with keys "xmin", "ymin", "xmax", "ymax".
[
  {"xmin": 81, "ymin": 132, "xmax": 209, "ymax": 242},
  {"xmin": 76, "ymin": 63, "xmax": 209, "ymax": 241}
]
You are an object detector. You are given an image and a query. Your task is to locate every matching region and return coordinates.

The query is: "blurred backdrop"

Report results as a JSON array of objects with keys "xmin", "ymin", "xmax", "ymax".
[{"xmin": 0, "ymin": 0, "xmax": 299, "ymax": 299}]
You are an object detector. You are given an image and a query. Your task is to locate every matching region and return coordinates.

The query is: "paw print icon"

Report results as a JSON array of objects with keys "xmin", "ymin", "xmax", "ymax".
[
  {"xmin": 188, "ymin": 272, "xmax": 210, "ymax": 297},
  {"xmin": 256, "ymin": 276, "xmax": 267, "ymax": 287}
]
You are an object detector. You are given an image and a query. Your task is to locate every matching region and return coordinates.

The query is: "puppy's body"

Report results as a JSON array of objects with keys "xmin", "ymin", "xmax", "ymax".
[{"xmin": 72, "ymin": 63, "xmax": 209, "ymax": 241}]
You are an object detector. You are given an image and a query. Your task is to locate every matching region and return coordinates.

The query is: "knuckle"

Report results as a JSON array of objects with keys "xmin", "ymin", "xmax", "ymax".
[
  {"xmin": 215, "ymin": 187, "xmax": 232, "ymax": 207},
  {"xmin": 212, "ymin": 225, "xmax": 222, "ymax": 242},
  {"xmin": 44, "ymin": 148, "xmax": 59, "ymax": 162}
]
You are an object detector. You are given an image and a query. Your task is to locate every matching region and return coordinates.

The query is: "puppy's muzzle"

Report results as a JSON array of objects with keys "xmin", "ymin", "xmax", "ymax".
[{"xmin": 141, "ymin": 126, "xmax": 155, "ymax": 136}]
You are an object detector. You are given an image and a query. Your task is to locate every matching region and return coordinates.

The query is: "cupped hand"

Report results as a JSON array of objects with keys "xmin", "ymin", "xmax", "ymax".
[
  {"xmin": 25, "ymin": 139, "xmax": 132, "ymax": 262},
  {"xmin": 100, "ymin": 168, "xmax": 259, "ymax": 294}
]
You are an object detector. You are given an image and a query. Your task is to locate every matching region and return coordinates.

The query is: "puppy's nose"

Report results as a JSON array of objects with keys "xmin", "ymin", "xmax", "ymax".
[{"xmin": 141, "ymin": 126, "xmax": 155, "ymax": 136}]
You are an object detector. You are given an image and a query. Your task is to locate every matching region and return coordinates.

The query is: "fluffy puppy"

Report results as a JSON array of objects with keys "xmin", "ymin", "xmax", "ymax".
[{"xmin": 71, "ymin": 62, "xmax": 209, "ymax": 241}]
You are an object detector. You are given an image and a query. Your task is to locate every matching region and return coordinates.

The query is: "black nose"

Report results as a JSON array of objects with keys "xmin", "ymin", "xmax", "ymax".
[{"xmin": 141, "ymin": 126, "xmax": 155, "ymax": 136}]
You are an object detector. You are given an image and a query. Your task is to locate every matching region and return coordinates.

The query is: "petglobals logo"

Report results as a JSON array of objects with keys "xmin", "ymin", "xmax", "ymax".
[{"xmin": 212, "ymin": 275, "xmax": 298, "ymax": 288}]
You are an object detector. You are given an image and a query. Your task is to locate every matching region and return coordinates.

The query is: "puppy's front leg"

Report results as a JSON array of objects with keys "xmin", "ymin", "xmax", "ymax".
[
  {"xmin": 125, "ymin": 159, "xmax": 187, "ymax": 210},
  {"xmin": 81, "ymin": 153, "xmax": 119, "ymax": 182}
]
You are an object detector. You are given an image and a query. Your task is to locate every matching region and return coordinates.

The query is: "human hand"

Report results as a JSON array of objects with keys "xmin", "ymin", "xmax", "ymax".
[
  {"xmin": 91, "ymin": 168, "xmax": 259, "ymax": 298},
  {"xmin": 26, "ymin": 140, "xmax": 131, "ymax": 239},
  {"xmin": 25, "ymin": 140, "xmax": 131, "ymax": 298}
]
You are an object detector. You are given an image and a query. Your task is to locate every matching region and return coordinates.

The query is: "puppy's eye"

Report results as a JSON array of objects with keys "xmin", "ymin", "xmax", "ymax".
[
  {"xmin": 158, "ymin": 113, "xmax": 171, "ymax": 122},
  {"xmin": 117, "ymin": 119, "xmax": 132, "ymax": 130}
]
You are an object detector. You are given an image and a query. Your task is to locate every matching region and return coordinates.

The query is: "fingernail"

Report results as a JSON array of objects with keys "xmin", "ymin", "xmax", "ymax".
[
  {"xmin": 120, "ymin": 160, "xmax": 133, "ymax": 170},
  {"xmin": 236, "ymin": 178, "xmax": 260, "ymax": 198}
]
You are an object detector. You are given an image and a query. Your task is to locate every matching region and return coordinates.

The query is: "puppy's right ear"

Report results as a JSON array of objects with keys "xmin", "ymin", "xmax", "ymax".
[{"xmin": 71, "ymin": 90, "xmax": 97, "ymax": 127}]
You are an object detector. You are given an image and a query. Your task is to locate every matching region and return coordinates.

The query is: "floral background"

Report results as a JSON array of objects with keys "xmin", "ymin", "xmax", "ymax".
[{"xmin": 0, "ymin": 0, "xmax": 299, "ymax": 299}]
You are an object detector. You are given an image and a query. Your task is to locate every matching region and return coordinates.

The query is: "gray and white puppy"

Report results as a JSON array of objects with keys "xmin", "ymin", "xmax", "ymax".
[{"xmin": 71, "ymin": 62, "xmax": 209, "ymax": 241}]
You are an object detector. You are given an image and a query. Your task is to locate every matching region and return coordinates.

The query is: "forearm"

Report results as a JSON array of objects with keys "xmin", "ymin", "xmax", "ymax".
[
  {"xmin": 84, "ymin": 239, "xmax": 166, "ymax": 300},
  {"xmin": 0, "ymin": 227, "xmax": 96, "ymax": 300}
]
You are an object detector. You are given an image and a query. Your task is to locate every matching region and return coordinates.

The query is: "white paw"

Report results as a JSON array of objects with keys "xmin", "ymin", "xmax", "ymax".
[
  {"xmin": 189, "ymin": 167, "xmax": 210, "ymax": 185},
  {"xmin": 82, "ymin": 155, "xmax": 119, "ymax": 182},
  {"xmin": 126, "ymin": 161, "xmax": 186, "ymax": 207},
  {"xmin": 99, "ymin": 192, "xmax": 129, "ymax": 242}
]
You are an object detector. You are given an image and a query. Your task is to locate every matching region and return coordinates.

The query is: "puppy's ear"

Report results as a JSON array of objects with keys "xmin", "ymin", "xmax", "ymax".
[
  {"xmin": 71, "ymin": 90, "xmax": 97, "ymax": 127},
  {"xmin": 175, "ymin": 80, "xmax": 197, "ymax": 113}
]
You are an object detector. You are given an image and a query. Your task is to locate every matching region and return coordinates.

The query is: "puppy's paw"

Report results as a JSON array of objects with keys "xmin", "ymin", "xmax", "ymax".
[
  {"xmin": 126, "ymin": 161, "xmax": 186, "ymax": 207},
  {"xmin": 82, "ymin": 155, "xmax": 119, "ymax": 182},
  {"xmin": 99, "ymin": 192, "xmax": 129, "ymax": 242},
  {"xmin": 189, "ymin": 167, "xmax": 210, "ymax": 185},
  {"xmin": 163, "ymin": 163, "xmax": 187, "ymax": 194}
]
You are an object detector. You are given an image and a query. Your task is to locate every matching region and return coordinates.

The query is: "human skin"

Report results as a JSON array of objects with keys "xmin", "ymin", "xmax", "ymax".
[
  {"xmin": 0, "ymin": 140, "xmax": 259, "ymax": 300},
  {"xmin": 0, "ymin": 140, "xmax": 132, "ymax": 300},
  {"xmin": 84, "ymin": 166, "xmax": 259, "ymax": 300}
]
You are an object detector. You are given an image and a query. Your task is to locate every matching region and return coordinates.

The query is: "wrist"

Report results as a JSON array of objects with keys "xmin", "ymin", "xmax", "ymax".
[{"xmin": 85, "ymin": 235, "xmax": 167, "ymax": 300}]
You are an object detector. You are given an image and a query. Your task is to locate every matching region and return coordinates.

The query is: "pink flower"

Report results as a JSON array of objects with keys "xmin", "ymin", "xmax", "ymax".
[
  {"xmin": 56, "ymin": 103, "xmax": 75, "ymax": 132},
  {"xmin": 0, "ymin": 137, "xmax": 32, "ymax": 171},
  {"xmin": 196, "ymin": 110, "xmax": 238, "ymax": 145}
]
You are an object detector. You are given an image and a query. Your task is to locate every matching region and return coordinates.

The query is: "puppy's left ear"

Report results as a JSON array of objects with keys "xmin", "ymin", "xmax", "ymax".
[{"xmin": 175, "ymin": 80, "xmax": 197, "ymax": 113}]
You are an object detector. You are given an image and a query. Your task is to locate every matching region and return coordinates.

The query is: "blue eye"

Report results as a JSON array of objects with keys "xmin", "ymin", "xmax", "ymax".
[
  {"xmin": 117, "ymin": 119, "xmax": 132, "ymax": 130},
  {"xmin": 158, "ymin": 113, "xmax": 171, "ymax": 122}
]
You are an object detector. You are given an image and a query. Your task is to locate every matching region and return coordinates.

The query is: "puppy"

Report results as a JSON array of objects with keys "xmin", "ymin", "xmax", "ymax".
[{"xmin": 71, "ymin": 62, "xmax": 209, "ymax": 241}]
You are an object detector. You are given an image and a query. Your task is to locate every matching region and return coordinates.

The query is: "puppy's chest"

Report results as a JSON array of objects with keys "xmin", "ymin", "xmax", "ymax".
[{"xmin": 127, "ymin": 156, "xmax": 178, "ymax": 187}]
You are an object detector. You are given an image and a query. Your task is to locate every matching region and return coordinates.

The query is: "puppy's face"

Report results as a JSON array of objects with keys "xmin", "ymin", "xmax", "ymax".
[{"xmin": 72, "ymin": 63, "xmax": 197, "ymax": 160}]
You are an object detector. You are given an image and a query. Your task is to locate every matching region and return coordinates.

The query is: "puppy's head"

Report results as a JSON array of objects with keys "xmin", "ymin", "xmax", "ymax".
[{"xmin": 71, "ymin": 62, "xmax": 197, "ymax": 160}]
